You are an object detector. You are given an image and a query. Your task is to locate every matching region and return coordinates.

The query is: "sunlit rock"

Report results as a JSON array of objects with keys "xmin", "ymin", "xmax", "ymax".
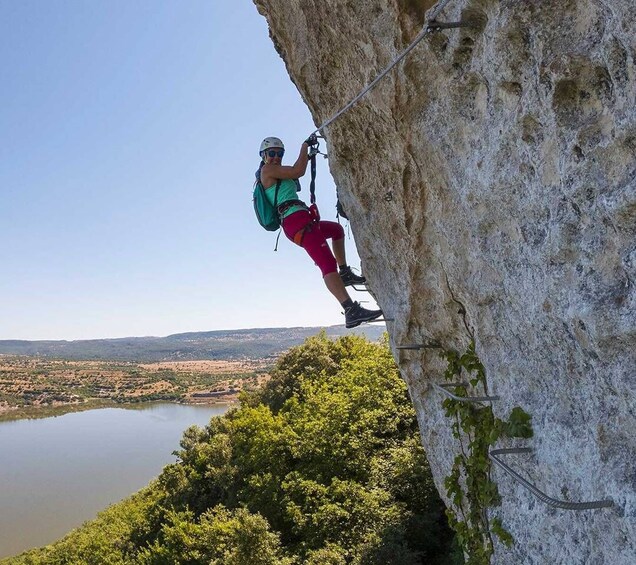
[{"xmin": 254, "ymin": 0, "xmax": 636, "ymax": 562}]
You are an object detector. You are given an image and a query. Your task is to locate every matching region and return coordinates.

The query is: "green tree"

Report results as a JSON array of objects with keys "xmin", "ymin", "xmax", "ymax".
[
  {"xmin": 5, "ymin": 333, "xmax": 457, "ymax": 565},
  {"xmin": 139, "ymin": 506, "xmax": 294, "ymax": 565}
]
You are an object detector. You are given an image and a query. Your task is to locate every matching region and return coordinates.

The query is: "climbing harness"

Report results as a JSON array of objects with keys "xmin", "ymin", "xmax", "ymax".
[
  {"xmin": 310, "ymin": 0, "xmax": 466, "ymax": 136},
  {"xmin": 292, "ymin": 220, "xmax": 313, "ymax": 246}
]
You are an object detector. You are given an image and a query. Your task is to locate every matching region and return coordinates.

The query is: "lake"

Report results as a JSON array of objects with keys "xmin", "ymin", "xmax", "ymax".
[{"xmin": 0, "ymin": 403, "xmax": 230, "ymax": 559}]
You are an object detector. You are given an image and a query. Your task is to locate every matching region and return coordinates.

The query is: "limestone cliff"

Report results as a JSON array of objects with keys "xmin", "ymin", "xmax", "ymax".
[{"xmin": 253, "ymin": 0, "xmax": 636, "ymax": 562}]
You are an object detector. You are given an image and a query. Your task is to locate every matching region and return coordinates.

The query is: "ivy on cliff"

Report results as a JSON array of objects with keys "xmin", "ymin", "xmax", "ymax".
[{"xmin": 441, "ymin": 341, "xmax": 532, "ymax": 564}]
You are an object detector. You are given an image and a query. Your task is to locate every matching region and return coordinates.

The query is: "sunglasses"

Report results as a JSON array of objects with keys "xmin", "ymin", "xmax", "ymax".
[{"xmin": 266, "ymin": 149, "xmax": 284, "ymax": 158}]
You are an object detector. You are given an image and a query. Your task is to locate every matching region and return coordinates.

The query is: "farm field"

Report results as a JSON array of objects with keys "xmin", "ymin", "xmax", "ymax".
[{"xmin": 0, "ymin": 356, "xmax": 268, "ymax": 422}]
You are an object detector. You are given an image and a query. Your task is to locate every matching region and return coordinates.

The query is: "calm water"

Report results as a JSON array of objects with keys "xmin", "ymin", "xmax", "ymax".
[{"xmin": 0, "ymin": 403, "xmax": 230, "ymax": 559}]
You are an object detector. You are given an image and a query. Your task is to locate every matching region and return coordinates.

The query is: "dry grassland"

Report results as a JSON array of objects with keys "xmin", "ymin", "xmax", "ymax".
[{"xmin": 0, "ymin": 356, "xmax": 270, "ymax": 421}]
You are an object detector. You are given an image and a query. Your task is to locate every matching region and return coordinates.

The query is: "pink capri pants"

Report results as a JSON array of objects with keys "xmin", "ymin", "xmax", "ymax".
[{"xmin": 282, "ymin": 210, "xmax": 345, "ymax": 276}]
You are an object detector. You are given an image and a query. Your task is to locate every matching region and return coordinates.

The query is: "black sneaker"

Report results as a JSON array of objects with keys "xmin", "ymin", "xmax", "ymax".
[
  {"xmin": 345, "ymin": 301, "xmax": 383, "ymax": 328},
  {"xmin": 339, "ymin": 265, "xmax": 367, "ymax": 287}
]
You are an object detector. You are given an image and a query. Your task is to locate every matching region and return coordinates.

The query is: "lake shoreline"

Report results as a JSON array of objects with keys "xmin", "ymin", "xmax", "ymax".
[
  {"xmin": 0, "ymin": 397, "xmax": 238, "ymax": 424},
  {"xmin": 0, "ymin": 403, "xmax": 232, "ymax": 559},
  {"xmin": 0, "ymin": 356, "xmax": 267, "ymax": 424}
]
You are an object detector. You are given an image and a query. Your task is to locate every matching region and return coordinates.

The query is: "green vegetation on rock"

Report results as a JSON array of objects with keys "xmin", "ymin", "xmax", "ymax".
[
  {"xmin": 441, "ymin": 341, "xmax": 533, "ymax": 564},
  {"xmin": 5, "ymin": 333, "xmax": 460, "ymax": 564}
]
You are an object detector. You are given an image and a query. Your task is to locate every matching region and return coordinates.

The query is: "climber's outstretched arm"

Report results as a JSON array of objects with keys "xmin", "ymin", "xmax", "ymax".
[{"xmin": 262, "ymin": 142, "xmax": 309, "ymax": 184}]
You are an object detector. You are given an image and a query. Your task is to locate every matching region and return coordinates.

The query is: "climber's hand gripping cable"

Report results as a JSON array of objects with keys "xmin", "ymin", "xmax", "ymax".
[{"xmin": 304, "ymin": 133, "xmax": 319, "ymax": 147}]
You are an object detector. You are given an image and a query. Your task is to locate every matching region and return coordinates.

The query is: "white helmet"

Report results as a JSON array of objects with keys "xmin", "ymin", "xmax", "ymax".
[{"xmin": 259, "ymin": 136, "xmax": 284, "ymax": 155}]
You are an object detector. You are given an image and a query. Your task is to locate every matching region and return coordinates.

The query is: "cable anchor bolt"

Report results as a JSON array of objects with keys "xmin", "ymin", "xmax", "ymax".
[{"xmin": 426, "ymin": 20, "xmax": 472, "ymax": 32}]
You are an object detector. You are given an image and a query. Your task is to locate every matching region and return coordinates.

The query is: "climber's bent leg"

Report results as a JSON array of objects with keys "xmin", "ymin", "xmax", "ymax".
[
  {"xmin": 318, "ymin": 220, "xmax": 346, "ymax": 267},
  {"xmin": 316, "ymin": 220, "xmax": 365, "ymax": 285},
  {"xmin": 299, "ymin": 220, "xmax": 339, "ymax": 277},
  {"xmin": 283, "ymin": 211, "xmax": 338, "ymax": 275},
  {"xmin": 282, "ymin": 212, "xmax": 373, "ymax": 318},
  {"xmin": 332, "ymin": 237, "xmax": 346, "ymax": 268}
]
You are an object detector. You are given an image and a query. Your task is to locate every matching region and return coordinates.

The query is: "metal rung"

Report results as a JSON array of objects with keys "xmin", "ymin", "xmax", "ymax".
[
  {"xmin": 433, "ymin": 382, "xmax": 499, "ymax": 402},
  {"xmin": 351, "ymin": 285, "xmax": 370, "ymax": 293},
  {"xmin": 368, "ymin": 318, "xmax": 393, "ymax": 323},
  {"xmin": 426, "ymin": 20, "xmax": 472, "ymax": 31},
  {"xmin": 397, "ymin": 342, "xmax": 442, "ymax": 350},
  {"xmin": 489, "ymin": 448, "xmax": 614, "ymax": 510}
]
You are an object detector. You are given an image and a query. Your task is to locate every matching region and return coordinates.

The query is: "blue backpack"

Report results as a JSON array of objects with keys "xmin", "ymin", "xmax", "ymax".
[{"xmin": 253, "ymin": 179, "xmax": 281, "ymax": 232}]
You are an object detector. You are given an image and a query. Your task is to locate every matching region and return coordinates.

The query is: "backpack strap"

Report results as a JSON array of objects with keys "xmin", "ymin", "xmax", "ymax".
[
  {"xmin": 256, "ymin": 162, "xmax": 281, "ymax": 209},
  {"xmin": 273, "ymin": 179, "xmax": 282, "ymax": 252},
  {"xmin": 273, "ymin": 179, "xmax": 281, "ymax": 210}
]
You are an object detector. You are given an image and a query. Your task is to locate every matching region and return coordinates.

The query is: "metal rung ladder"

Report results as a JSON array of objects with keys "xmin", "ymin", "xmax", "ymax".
[
  {"xmin": 434, "ymin": 382, "xmax": 499, "ymax": 403},
  {"xmin": 398, "ymin": 340, "xmax": 612, "ymax": 510},
  {"xmin": 397, "ymin": 342, "xmax": 442, "ymax": 350},
  {"xmin": 489, "ymin": 448, "xmax": 614, "ymax": 510},
  {"xmin": 426, "ymin": 20, "xmax": 473, "ymax": 31},
  {"xmin": 351, "ymin": 285, "xmax": 370, "ymax": 293}
]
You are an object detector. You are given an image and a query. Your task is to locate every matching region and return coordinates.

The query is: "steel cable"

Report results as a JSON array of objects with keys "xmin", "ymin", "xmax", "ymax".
[{"xmin": 312, "ymin": 0, "xmax": 456, "ymax": 135}]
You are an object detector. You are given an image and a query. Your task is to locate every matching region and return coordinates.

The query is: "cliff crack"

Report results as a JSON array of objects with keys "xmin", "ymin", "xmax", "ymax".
[{"xmin": 440, "ymin": 262, "xmax": 474, "ymax": 339}]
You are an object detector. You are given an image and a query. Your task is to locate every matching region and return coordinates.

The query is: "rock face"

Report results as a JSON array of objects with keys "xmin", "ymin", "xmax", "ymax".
[{"xmin": 253, "ymin": 0, "xmax": 635, "ymax": 562}]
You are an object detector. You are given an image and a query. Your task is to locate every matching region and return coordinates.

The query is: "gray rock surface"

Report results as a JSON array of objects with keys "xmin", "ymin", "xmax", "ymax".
[{"xmin": 254, "ymin": 0, "xmax": 636, "ymax": 562}]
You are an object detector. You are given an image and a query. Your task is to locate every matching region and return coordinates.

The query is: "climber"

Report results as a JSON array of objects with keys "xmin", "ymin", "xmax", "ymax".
[{"xmin": 257, "ymin": 135, "xmax": 383, "ymax": 328}]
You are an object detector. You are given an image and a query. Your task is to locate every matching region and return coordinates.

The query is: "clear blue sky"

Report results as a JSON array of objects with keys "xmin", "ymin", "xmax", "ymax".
[{"xmin": 0, "ymin": 0, "xmax": 374, "ymax": 340}]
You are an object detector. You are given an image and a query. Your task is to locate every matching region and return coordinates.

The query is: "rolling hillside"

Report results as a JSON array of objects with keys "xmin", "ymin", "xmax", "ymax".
[{"xmin": 0, "ymin": 325, "xmax": 385, "ymax": 362}]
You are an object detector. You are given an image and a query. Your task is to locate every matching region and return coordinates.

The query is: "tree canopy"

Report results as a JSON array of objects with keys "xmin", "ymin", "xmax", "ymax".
[{"xmin": 7, "ymin": 333, "xmax": 460, "ymax": 565}]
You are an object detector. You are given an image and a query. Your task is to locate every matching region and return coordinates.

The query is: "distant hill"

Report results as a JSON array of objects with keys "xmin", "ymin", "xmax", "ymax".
[{"xmin": 0, "ymin": 325, "xmax": 386, "ymax": 362}]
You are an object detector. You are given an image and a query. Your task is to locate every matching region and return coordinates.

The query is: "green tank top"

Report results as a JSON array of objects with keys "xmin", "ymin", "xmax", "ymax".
[{"xmin": 265, "ymin": 179, "xmax": 306, "ymax": 219}]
